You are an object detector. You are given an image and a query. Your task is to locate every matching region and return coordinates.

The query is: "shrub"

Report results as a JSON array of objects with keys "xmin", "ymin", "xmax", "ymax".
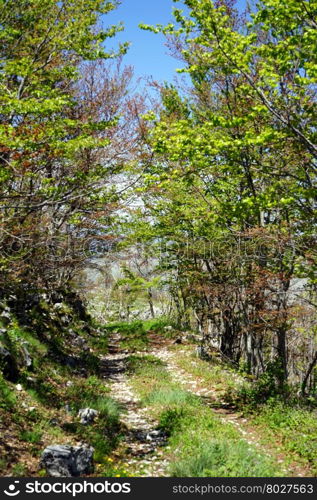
[
  {"xmin": 158, "ymin": 408, "xmax": 185, "ymax": 435},
  {"xmin": 227, "ymin": 361, "xmax": 289, "ymax": 410}
]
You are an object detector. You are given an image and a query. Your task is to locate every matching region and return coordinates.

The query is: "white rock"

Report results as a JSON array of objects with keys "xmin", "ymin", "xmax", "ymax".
[{"xmin": 78, "ymin": 408, "xmax": 98, "ymax": 425}]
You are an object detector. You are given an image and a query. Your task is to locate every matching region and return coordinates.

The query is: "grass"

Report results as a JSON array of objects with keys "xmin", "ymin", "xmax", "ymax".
[
  {"xmin": 11, "ymin": 464, "xmax": 27, "ymax": 476},
  {"xmin": 145, "ymin": 388, "xmax": 197, "ymax": 406},
  {"xmin": 128, "ymin": 354, "xmax": 283, "ymax": 477},
  {"xmin": 170, "ymin": 439, "xmax": 278, "ymax": 477},
  {"xmin": 1, "ymin": 323, "xmax": 48, "ymax": 370},
  {"xmin": 55, "ymin": 375, "xmax": 122, "ymax": 465},
  {"xmin": 250, "ymin": 400, "xmax": 317, "ymax": 474},
  {"xmin": 0, "ymin": 374, "xmax": 16, "ymax": 410},
  {"xmin": 101, "ymin": 317, "xmax": 176, "ymax": 351},
  {"xmin": 127, "ymin": 354, "xmax": 165, "ymax": 374},
  {"xmin": 0, "ymin": 458, "xmax": 8, "ymax": 474},
  {"xmin": 19, "ymin": 429, "xmax": 43, "ymax": 444}
]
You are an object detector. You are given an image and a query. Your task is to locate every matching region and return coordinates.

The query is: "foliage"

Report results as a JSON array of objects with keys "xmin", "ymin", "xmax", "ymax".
[
  {"xmin": 19, "ymin": 429, "xmax": 43, "ymax": 444},
  {"xmin": 227, "ymin": 361, "xmax": 290, "ymax": 409},
  {"xmin": 0, "ymin": 0, "xmax": 130, "ymax": 301},
  {"xmin": 158, "ymin": 407, "xmax": 185, "ymax": 435},
  {"xmin": 129, "ymin": 0, "xmax": 317, "ymax": 392}
]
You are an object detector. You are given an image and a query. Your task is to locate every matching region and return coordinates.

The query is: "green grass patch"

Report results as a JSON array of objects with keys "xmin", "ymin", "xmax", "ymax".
[
  {"xmin": 249, "ymin": 400, "xmax": 317, "ymax": 473},
  {"xmin": 126, "ymin": 354, "xmax": 165, "ymax": 374},
  {"xmin": 26, "ymin": 379, "xmax": 61, "ymax": 408},
  {"xmin": 64, "ymin": 375, "xmax": 119, "ymax": 421},
  {"xmin": 128, "ymin": 355, "xmax": 171, "ymax": 401},
  {"xmin": 101, "ymin": 317, "xmax": 175, "ymax": 351},
  {"xmin": 170, "ymin": 438, "xmax": 278, "ymax": 477},
  {"xmin": 145, "ymin": 387, "xmax": 197, "ymax": 407},
  {"xmin": 19, "ymin": 429, "xmax": 43, "ymax": 444},
  {"xmin": 0, "ymin": 374, "xmax": 16, "ymax": 410},
  {"xmin": 1, "ymin": 323, "xmax": 48, "ymax": 368},
  {"xmin": 11, "ymin": 463, "xmax": 27, "ymax": 476}
]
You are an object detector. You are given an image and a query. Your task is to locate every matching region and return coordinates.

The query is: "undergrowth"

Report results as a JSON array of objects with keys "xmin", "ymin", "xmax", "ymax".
[{"xmin": 0, "ymin": 321, "xmax": 122, "ymax": 477}]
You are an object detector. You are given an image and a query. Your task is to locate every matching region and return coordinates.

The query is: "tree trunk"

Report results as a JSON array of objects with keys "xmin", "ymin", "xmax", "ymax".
[
  {"xmin": 301, "ymin": 351, "xmax": 317, "ymax": 396},
  {"xmin": 148, "ymin": 288, "xmax": 155, "ymax": 318}
]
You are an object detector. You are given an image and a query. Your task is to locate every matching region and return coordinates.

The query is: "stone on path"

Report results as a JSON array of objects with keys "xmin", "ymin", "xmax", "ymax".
[
  {"xmin": 40, "ymin": 444, "xmax": 94, "ymax": 477},
  {"xmin": 78, "ymin": 408, "xmax": 98, "ymax": 425}
]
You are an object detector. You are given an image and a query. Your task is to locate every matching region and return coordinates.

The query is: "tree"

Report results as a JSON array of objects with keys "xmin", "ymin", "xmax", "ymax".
[
  {"xmin": 0, "ymin": 0, "xmax": 128, "ymax": 304},
  {"xmin": 132, "ymin": 0, "xmax": 317, "ymax": 390}
]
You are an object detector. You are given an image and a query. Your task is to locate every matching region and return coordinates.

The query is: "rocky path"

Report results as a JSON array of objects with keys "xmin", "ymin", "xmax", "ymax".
[
  {"xmin": 100, "ymin": 335, "xmax": 169, "ymax": 476},
  {"xmin": 100, "ymin": 336, "xmax": 309, "ymax": 478}
]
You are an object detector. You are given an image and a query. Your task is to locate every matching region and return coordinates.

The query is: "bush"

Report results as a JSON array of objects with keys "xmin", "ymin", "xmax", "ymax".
[
  {"xmin": 252, "ymin": 400, "xmax": 317, "ymax": 469},
  {"xmin": 158, "ymin": 408, "xmax": 185, "ymax": 435},
  {"xmin": 228, "ymin": 361, "xmax": 289, "ymax": 410}
]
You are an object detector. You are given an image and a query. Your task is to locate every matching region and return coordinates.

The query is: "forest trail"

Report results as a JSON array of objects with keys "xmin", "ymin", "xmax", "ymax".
[
  {"xmin": 100, "ymin": 333, "xmax": 169, "ymax": 476},
  {"xmin": 100, "ymin": 334, "xmax": 311, "ymax": 478}
]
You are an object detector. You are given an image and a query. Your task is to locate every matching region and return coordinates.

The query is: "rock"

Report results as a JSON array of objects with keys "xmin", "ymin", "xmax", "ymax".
[
  {"xmin": 15, "ymin": 383, "xmax": 23, "ymax": 391},
  {"xmin": 64, "ymin": 404, "xmax": 72, "ymax": 414},
  {"xmin": 0, "ymin": 309, "xmax": 11, "ymax": 326},
  {"xmin": 0, "ymin": 345, "xmax": 19, "ymax": 382},
  {"xmin": 164, "ymin": 326, "xmax": 173, "ymax": 331},
  {"xmin": 40, "ymin": 444, "xmax": 94, "ymax": 477},
  {"xmin": 48, "ymin": 418, "xmax": 59, "ymax": 426},
  {"xmin": 53, "ymin": 303, "xmax": 63, "ymax": 310},
  {"xmin": 145, "ymin": 430, "xmax": 167, "ymax": 443},
  {"xmin": 66, "ymin": 381, "xmax": 73, "ymax": 387},
  {"xmin": 72, "ymin": 335, "xmax": 86, "ymax": 348},
  {"xmin": 78, "ymin": 408, "xmax": 98, "ymax": 425},
  {"xmin": 196, "ymin": 345, "xmax": 210, "ymax": 360},
  {"xmin": 21, "ymin": 341, "xmax": 32, "ymax": 368}
]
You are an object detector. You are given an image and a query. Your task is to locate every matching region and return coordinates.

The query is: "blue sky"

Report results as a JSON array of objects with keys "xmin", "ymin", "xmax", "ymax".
[{"xmin": 106, "ymin": 0, "xmax": 246, "ymax": 84}]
